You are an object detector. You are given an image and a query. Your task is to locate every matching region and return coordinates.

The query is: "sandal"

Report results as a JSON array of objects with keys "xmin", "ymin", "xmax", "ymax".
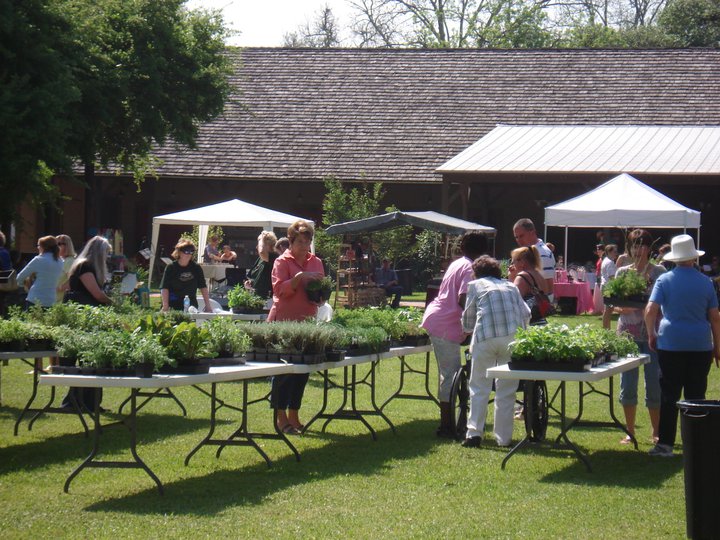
[
  {"xmin": 619, "ymin": 435, "xmax": 633, "ymax": 445},
  {"xmin": 281, "ymin": 424, "xmax": 301, "ymax": 435}
]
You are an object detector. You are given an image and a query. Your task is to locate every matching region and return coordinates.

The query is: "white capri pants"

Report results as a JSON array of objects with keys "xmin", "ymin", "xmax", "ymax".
[{"xmin": 430, "ymin": 335, "xmax": 462, "ymax": 402}]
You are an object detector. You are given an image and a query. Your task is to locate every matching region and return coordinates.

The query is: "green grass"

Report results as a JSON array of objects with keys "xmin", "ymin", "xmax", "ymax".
[{"xmin": 0, "ymin": 313, "xmax": 696, "ymax": 538}]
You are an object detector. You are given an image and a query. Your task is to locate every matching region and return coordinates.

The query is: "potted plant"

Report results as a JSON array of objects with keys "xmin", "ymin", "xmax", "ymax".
[
  {"xmin": 305, "ymin": 276, "xmax": 334, "ymax": 304},
  {"xmin": 127, "ymin": 332, "xmax": 173, "ymax": 376},
  {"xmin": 53, "ymin": 331, "xmax": 93, "ymax": 373},
  {"xmin": 509, "ymin": 324, "xmax": 594, "ymax": 371},
  {"xmin": 603, "ymin": 270, "xmax": 650, "ymax": 308},
  {"xmin": 344, "ymin": 326, "xmax": 390, "ymax": 356},
  {"xmin": 205, "ymin": 317, "xmax": 251, "ymax": 360},
  {"xmin": 0, "ymin": 318, "xmax": 28, "ymax": 352},
  {"xmin": 163, "ymin": 322, "xmax": 216, "ymax": 373},
  {"xmin": 227, "ymin": 285, "xmax": 266, "ymax": 314},
  {"xmin": 23, "ymin": 322, "xmax": 56, "ymax": 351}
]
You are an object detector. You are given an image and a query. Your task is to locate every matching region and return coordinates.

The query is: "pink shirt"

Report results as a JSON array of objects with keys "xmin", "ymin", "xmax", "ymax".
[
  {"xmin": 420, "ymin": 256, "xmax": 474, "ymax": 343},
  {"xmin": 267, "ymin": 250, "xmax": 324, "ymax": 322}
]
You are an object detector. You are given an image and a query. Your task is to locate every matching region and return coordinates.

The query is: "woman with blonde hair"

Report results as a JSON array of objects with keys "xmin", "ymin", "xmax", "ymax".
[
  {"xmin": 66, "ymin": 236, "xmax": 113, "ymax": 306},
  {"xmin": 245, "ymin": 230, "xmax": 278, "ymax": 300},
  {"xmin": 55, "ymin": 234, "xmax": 77, "ymax": 302},
  {"xmin": 160, "ymin": 239, "xmax": 212, "ymax": 312},
  {"xmin": 17, "ymin": 235, "xmax": 64, "ymax": 308},
  {"xmin": 508, "ymin": 245, "xmax": 552, "ymax": 324}
]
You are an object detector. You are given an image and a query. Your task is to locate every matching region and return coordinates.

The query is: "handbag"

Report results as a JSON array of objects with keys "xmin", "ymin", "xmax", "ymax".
[
  {"xmin": 520, "ymin": 274, "xmax": 554, "ymax": 320},
  {"xmin": 0, "ymin": 269, "xmax": 18, "ymax": 292}
]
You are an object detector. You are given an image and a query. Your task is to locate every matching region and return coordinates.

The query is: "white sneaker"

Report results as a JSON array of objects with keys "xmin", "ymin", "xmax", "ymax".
[{"xmin": 648, "ymin": 443, "xmax": 673, "ymax": 457}]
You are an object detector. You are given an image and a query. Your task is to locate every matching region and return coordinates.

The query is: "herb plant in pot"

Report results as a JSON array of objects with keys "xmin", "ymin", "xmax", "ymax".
[
  {"xmin": 509, "ymin": 324, "xmax": 594, "ymax": 372},
  {"xmin": 163, "ymin": 322, "xmax": 216, "ymax": 373},
  {"xmin": 305, "ymin": 276, "xmax": 334, "ymax": 304},
  {"xmin": 227, "ymin": 285, "xmax": 266, "ymax": 314},
  {"xmin": 205, "ymin": 316, "xmax": 251, "ymax": 361},
  {"xmin": 0, "ymin": 318, "xmax": 27, "ymax": 352}
]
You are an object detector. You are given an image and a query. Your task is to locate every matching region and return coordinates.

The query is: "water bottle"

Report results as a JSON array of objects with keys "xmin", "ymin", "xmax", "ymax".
[{"xmin": 183, "ymin": 295, "xmax": 190, "ymax": 312}]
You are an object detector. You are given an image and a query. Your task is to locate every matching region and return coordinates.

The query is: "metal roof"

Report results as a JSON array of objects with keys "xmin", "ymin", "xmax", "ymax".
[{"xmin": 436, "ymin": 125, "xmax": 720, "ymax": 175}]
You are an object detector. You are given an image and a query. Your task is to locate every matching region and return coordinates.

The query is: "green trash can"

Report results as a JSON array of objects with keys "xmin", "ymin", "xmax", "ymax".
[{"xmin": 678, "ymin": 400, "xmax": 720, "ymax": 540}]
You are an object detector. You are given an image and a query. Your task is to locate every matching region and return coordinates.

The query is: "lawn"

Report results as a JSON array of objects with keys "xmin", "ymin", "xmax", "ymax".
[{"xmin": 0, "ymin": 313, "xmax": 698, "ymax": 538}]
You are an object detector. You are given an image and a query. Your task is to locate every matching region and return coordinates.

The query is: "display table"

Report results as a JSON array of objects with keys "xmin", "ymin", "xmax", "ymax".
[
  {"xmin": 39, "ymin": 345, "xmax": 434, "ymax": 495},
  {"xmin": 487, "ymin": 355, "xmax": 649, "ymax": 471},
  {"xmin": 0, "ymin": 351, "xmax": 88, "ymax": 436},
  {"xmin": 553, "ymin": 281, "xmax": 594, "ymax": 314},
  {"xmin": 199, "ymin": 263, "xmax": 233, "ymax": 289}
]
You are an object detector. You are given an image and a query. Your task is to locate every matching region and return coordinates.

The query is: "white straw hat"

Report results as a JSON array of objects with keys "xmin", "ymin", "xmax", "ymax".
[{"xmin": 662, "ymin": 234, "xmax": 704, "ymax": 262}]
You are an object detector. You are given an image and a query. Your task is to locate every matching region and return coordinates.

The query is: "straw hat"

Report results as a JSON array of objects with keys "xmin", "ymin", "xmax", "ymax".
[{"xmin": 662, "ymin": 234, "xmax": 704, "ymax": 262}]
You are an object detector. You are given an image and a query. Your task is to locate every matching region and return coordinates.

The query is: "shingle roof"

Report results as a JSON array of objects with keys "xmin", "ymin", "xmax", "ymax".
[
  {"xmin": 438, "ymin": 125, "xmax": 720, "ymax": 174},
  {"xmin": 149, "ymin": 48, "xmax": 720, "ymax": 184}
]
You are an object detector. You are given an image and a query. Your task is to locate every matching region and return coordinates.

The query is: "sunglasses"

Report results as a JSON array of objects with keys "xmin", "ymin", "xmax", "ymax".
[
  {"xmin": 58, "ymin": 242, "xmax": 66, "ymax": 246},
  {"xmin": 181, "ymin": 249, "xmax": 195, "ymax": 255}
]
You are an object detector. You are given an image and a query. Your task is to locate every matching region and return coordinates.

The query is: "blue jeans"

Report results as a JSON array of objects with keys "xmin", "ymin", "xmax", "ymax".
[{"xmin": 619, "ymin": 341, "xmax": 661, "ymax": 408}]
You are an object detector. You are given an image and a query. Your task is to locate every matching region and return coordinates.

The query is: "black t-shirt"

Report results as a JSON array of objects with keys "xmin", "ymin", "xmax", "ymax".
[
  {"xmin": 247, "ymin": 252, "xmax": 277, "ymax": 299},
  {"xmin": 67, "ymin": 261, "xmax": 101, "ymax": 306},
  {"xmin": 160, "ymin": 260, "xmax": 206, "ymax": 310}
]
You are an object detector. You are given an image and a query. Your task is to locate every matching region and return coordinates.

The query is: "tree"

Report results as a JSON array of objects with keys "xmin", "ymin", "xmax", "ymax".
[
  {"xmin": 284, "ymin": 5, "xmax": 342, "ymax": 47},
  {"xmin": 0, "ymin": 0, "xmax": 232, "ymax": 233},
  {"xmin": 60, "ymin": 0, "xmax": 232, "ymax": 228},
  {"xmin": 659, "ymin": 0, "xmax": 720, "ymax": 46},
  {"xmin": 0, "ymin": 0, "xmax": 82, "ymax": 229},
  {"xmin": 349, "ymin": 0, "xmax": 553, "ymax": 48}
]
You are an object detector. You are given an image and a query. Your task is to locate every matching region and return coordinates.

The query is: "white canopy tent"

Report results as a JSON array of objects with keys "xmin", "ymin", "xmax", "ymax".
[
  {"xmin": 149, "ymin": 199, "xmax": 313, "ymax": 283},
  {"xmin": 544, "ymin": 173, "xmax": 701, "ymax": 266}
]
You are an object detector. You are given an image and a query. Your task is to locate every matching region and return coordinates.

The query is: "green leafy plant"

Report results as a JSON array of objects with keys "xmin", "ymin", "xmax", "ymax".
[
  {"xmin": 166, "ymin": 322, "xmax": 215, "ymax": 361},
  {"xmin": 205, "ymin": 317, "xmax": 251, "ymax": 357},
  {"xmin": 603, "ymin": 269, "xmax": 649, "ymax": 299},
  {"xmin": 55, "ymin": 331, "xmax": 93, "ymax": 362},
  {"xmin": 227, "ymin": 285, "xmax": 266, "ymax": 311},
  {"xmin": 0, "ymin": 318, "xmax": 29, "ymax": 348},
  {"xmin": 305, "ymin": 276, "xmax": 335, "ymax": 303},
  {"xmin": 126, "ymin": 333, "xmax": 173, "ymax": 370}
]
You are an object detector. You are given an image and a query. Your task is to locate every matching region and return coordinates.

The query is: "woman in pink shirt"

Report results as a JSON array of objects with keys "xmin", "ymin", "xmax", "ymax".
[
  {"xmin": 268, "ymin": 220, "xmax": 324, "ymax": 434},
  {"xmin": 420, "ymin": 231, "xmax": 489, "ymax": 438}
]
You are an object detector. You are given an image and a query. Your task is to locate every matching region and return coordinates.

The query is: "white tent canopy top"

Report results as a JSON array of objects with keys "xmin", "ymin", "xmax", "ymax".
[
  {"xmin": 544, "ymin": 173, "xmax": 701, "ymax": 268},
  {"xmin": 150, "ymin": 199, "xmax": 313, "ymax": 283},
  {"xmin": 545, "ymin": 173, "xmax": 701, "ymax": 228}
]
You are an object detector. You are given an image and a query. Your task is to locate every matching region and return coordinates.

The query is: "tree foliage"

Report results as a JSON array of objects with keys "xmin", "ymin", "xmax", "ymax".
[
  {"xmin": 659, "ymin": 0, "xmax": 720, "ymax": 46},
  {"xmin": 0, "ymin": 0, "xmax": 232, "ymax": 232}
]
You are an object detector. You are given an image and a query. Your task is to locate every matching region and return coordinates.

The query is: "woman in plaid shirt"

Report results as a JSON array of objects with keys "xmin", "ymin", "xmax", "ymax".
[{"xmin": 461, "ymin": 256, "xmax": 531, "ymax": 448}]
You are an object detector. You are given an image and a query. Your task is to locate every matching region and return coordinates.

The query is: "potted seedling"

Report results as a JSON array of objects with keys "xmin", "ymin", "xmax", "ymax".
[
  {"xmin": 0, "ymin": 318, "xmax": 28, "ymax": 352},
  {"xmin": 509, "ymin": 324, "xmax": 594, "ymax": 372},
  {"xmin": 163, "ymin": 322, "xmax": 216, "ymax": 373},
  {"xmin": 305, "ymin": 276, "xmax": 334, "ymax": 304},
  {"xmin": 227, "ymin": 285, "xmax": 266, "ymax": 314},
  {"xmin": 127, "ymin": 332, "xmax": 173, "ymax": 377},
  {"xmin": 205, "ymin": 316, "xmax": 251, "ymax": 361}
]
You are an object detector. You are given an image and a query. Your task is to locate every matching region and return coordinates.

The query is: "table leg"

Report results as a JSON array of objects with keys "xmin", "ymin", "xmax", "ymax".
[
  {"xmin": 502, "ymin": 382, "xmax": 535, "ymax": 469},
  {"xmin": 555, "ymin": 382, "xmax": 592, "ymax": 472},
  {"xmin": 64, "ymin": 388, "xmax": 164, "ymax": 495},
  {"xmin": 370, "ymin": 360, "xmax": 396, "ymax": 434},
  {"xmin": 118, "ymin": 387, "xmax": 187, "ymax": 416},
  {"xmin": 16, "ymin": 358, "xmax": 89, "ymax": 437},
  {"xmin": 380, "ymin": 352, "xmax": 438, "ymax": 411}
]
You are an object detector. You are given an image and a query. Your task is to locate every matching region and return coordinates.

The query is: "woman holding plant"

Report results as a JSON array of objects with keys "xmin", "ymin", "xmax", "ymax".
[
  {"xmin": 645, "ymin": 234, "xmax": 720, "ymax": 457},
  {"xmin": 268, "ymin": 219, "xmax": 324, "ymax": 434},
  {"xmin": 616, "ymin": 229, "xmax": 665, "ymax": 444}
]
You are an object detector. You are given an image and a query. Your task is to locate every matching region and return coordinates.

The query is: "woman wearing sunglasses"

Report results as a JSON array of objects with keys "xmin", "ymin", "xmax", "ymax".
[{"xmin": 160, "ymin": 239, "xmax": 213, "ymax": 313}]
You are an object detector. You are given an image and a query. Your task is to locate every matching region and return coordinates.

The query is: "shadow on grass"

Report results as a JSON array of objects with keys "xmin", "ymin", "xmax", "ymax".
[
  {"xmin": 0, "ymin": 413, "xmax": 210, "ymax": 476},
  {"xmin": 83, "ymin": 418, "xmax": 440, "ymax": 515},
  {"xmin": 535, "ymin": 447, "xmax": 684, "ymax": 487}
]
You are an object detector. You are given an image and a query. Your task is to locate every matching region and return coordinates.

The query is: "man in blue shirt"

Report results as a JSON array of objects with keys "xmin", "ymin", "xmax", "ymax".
[{"xmin": 374, "ymin": 258, "xmax": 403, "ymax": 308}]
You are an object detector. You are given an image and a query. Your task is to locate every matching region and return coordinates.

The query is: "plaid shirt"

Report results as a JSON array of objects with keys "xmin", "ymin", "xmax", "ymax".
[{"xmin": 462, "ymin": 277, "xmax": 531, "ymax": 343}]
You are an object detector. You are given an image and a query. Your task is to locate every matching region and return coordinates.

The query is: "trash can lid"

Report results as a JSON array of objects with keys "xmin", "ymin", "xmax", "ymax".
[{"xmin": 677, "ymin": 400, "xmax": 720, "ymax": 414}]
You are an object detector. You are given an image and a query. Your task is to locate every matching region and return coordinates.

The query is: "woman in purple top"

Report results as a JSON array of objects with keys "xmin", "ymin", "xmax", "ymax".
[{"xmin": 420, "ymin": 231, "xmax": 488, "ymax": 438}]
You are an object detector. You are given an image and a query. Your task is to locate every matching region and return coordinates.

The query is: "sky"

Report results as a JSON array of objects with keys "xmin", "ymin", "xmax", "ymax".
[{"xmin": 186, "ymin": 0, "xmax": 355, "ymax": 47}]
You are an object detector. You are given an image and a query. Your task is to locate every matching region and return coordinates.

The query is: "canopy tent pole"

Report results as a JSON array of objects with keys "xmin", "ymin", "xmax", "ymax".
[
  {"xmin": 149, "ymin": 220, "xmax": 161, "ymax": 287},
  {"xmin": 564, "ymin": 227, "xmax": 568, "ymax": 270},
  {"xmin": 198, "ymin": 225, "xmax": 209, "ymax": 263}
]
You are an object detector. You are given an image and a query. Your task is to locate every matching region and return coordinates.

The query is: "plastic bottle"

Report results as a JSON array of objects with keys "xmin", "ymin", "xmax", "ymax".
[{"xmin": 183, "ymin": 295, "xmax": 190, "ymax": 312}]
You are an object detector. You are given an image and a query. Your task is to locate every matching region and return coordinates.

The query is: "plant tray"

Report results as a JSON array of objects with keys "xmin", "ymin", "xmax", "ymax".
[
  {"xmin": 325, "ymin": 350, "xmax": 345, "ymax": 363},
  {"xmin": 508, "ymin": 358, "xmax": 591, "ymax": 372},
  {"xmin": 25, "ymin": 339, "xmax": 54, "ymax": 351},
  {"xmin": 231, "ymin": 307, "xmax": 266, "ymax": 314},
  {"xmin": 604, "ymin": 295, "xmax": 649, "ymax": 309},
  {"xmin": 0, "ymin": 340, "xmax": 25, "ymax": 353},
  {"xmin": 397, "ymin": 336, "xmax": 430, "ymax": 347},
  {"xmin": 160, "ymin": 359, "xmax": 212, "ymax": 374},
  {"xmin": 211, "ymin": 356, "xmax": 246, "ymax": 366}
]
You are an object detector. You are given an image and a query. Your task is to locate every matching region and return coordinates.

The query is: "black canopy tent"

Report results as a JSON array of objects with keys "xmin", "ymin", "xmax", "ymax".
[{"xmin": 325, "ymin": 211, "xmax": 496, "ymax": 236}]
